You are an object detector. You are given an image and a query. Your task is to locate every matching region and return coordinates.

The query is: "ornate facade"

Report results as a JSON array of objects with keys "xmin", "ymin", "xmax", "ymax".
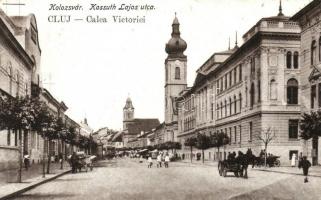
[{"xmin": 177, "ymin": 4, "xmax": 303, "ymax": 165}]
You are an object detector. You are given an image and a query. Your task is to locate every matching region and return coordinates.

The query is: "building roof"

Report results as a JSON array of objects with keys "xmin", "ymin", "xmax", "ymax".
[
  {"xmin": 127, "ymin": 118, "xmax": 160, "ymax": 135},
  {"xmin": 291, "ymin": 0, "xmax": 320, "ymax": 20}
]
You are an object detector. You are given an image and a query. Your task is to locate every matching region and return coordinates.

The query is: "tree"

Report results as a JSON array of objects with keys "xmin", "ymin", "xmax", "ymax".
[
  {"xmin": 0, "ymin": 95, "xmax": 36, "ymax": 182},
  {"xmin": 256, "ymin": 127, "xmax": 276, "ymax": 167},
  {"xmin": 195, "ymin": 133, "xmax": 211, "ymax": 163},
  {"xmin": 184, "ymin": 137, "xmax": 197, "ymax": 163},
  {"xmin": 210, "ymin": 131, "xmax": 229, "ymax": 161},
  {"xmin": 300, "ymin": 111, "xmax": 321, "ymax": 165}
]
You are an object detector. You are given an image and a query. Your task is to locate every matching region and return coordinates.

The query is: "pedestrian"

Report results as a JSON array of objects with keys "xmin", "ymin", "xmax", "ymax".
[
  {"xmin": 164, "ymin": 154, "xmax": 170, "ymax": 168},
  {"xmin": 23, "ymin": 152, "xmax": 30, "ymax": 170},
  {"xmin": 291, "ymin": 153, "xmax": 296, "ymax": 167},
  {"xmin": 59, "ymin": 153, "xmax": 63, "ymax": 169},
  {"xmin": 148, "ymin": 155, "xmax": 153, "ymax": 168},
  {"xmin": 70, "ymin": 152, "xmax": 78, "ymax": 173},
  {"xmin": 157, "ymin": 154, "xmax": 162, "ymax": 168},
  {"xmin": 298, "ymin": 156, "xmax": 311, "ymax": 183}
]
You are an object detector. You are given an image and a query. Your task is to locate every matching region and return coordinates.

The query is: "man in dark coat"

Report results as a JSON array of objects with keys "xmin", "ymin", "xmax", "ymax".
[
  {"xmin": 70, "ymin": 152, "xmax": 78, "ymax": 173},
  {"xmin": 298, "ymin": 156, "xmax": 311, "ymax": 183}
]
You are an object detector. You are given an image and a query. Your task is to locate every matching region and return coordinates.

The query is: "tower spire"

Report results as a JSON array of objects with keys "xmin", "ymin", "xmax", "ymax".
[{"xmin": 278, "ymin": 0, "xmax": 284, "ymax": 16}]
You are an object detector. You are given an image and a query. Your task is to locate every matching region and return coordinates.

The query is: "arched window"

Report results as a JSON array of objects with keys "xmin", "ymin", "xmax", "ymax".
[
  {"xmin": 250, "ymin": 83, "xmax": 255, "ymax": 108},
  {"xmin": 311, "ymin": 40, "xmax": 317, "ymax": 65},
  {"xmin": 234, "ymin": 95, "xmax": 237, "ymax": 114},
  {"xmin": 293, "ymin": 51, "xmax": 299, "ymax": 69},
  {"xmin": 287, "ymin": 78, "xmax": 298, "ymax": 105},
  {"xmin": 286, "ymin": 51, "xmax": 292, "ymax": 69},
  {"xmin": 175, "ymin": 67, "xmax": 180, "ymax": 79},
  {"xmin": 270, "ymin": 79, "xmax": 277, "ymax": 100}
]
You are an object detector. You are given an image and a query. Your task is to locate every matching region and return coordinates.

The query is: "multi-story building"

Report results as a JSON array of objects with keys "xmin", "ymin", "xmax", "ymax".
[
  {"xmin": 177, "ymin": 3, "xmax": 303, "ymax": 165},
  {"xmin": 0, "ymin": 8, "xmax": 40, "ymax": 170},
  {"xmin": 291, "ymin": 0, "xmax": 321, "ymax": 165}
]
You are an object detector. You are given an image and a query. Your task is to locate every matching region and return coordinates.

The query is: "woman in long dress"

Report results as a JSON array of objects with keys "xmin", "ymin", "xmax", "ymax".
[{"xmin": 291, "ymin": 153, "xmax": 296, "ymax": 167}]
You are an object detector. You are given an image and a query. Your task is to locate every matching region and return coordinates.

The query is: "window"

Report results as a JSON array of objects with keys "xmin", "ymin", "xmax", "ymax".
[
  {"xmin": 165, "ymin": 67, "xmax": 168, "ymax": 81},
  {"xmin": 234, "ymin": 126, "xmax": 237, "ymax": 143},
  {"xmin": 294, "ymin": 52, "xmax": 299, "ymax": 69},
  {"xmin": 229, "ymin": 128, "xmax": 232, "ymax": 144},
  {"xmin": 234, "ymin": 68, "xmax": 237, "ymax": 84},
  {"xmin": 270, "ymin": 79, "xmax": 277, "ymax": 100},
  {"xmin": 250, "ymin": 57, "xmax": 255, "ymax": 75},
  {"xmin": 287, "ymin": 79, "xmax": 298, "ymax": 105},
  {"xmin": 225, "ymin": 74, "xmax": 227, "ymax": 90},
  {"xmin": 234, "ymin": 95, "xmax": 237, "ymax": 114},
  {"xmin": 216, "ymin": 104, "xmax": 220, "ymax": 119},
  {"xmin": 258, "ymin": 80, "xmax": 261, "ymax": 102},
  {"xmin": 289, "ymin": 120, "xmax": 299, "ymax": 139},
  {"xmin": 175, "ymin": 67, "xmax": 180, "ymax": 79},
  {"xmin": 220, "ymin": 102, "xmax": 223, "ymax": 118},
  {"xmin": 318, "ymin": 83, "xmax": 321, "ymax": 107},
  {"xmin": 220, "ymin": 78, "xmax": 223, "ymax": 92},
  {"xmin": 311, "ymin": 85, "xmax": 316, "ymax": 109},
  {"xmin": 31, "ymin": 26, "xmax": 37, "ymax": 44},
  {"xmin": 229, "ymin": 98, "xmax": 232, "ymax": 115},
  {"xmin": 311, "ymin": 40, "xmax": 317, "ymax": 65},
  {"xmin": 229, "ymin": 71, "xmax": 232, "ymax": 87},
  {"xmin": 211, "ymin": 103, "xmax": 214, "ymax": 120},
  {"xmin": 7, "ymin": 130, "xmax": 10, "ymax": 146},
  {"xmin": 239, "ymin": 64, "xmax": 242, "ymax": 81},
  {"xmin": 319, "ymin": 37, "xmax": 321, "ymax": 62},
  {"xmin": 249, "ymin": 122, "xmax": 253, "ymax": 141},
  {"xmin": 286, "ymin": 51, "xmax": 292, "ymax": 69},
  {"xmin": 239, "ymin": 93, "xmax": 242, "ymax": 112},
  {"xmin": 224, "ymin": 100, "xmax": 227, "ymax": 117},
  {"xmin": 250, "ymin": 83, "xmax": 255, "ymax": 108},
  {"xmin": 216, "ymin": 80, "xmax": 220, "ymax": 94},
  {"xmin": 239, "ymin": 125, "xmax": 242, "ymax": 143}
]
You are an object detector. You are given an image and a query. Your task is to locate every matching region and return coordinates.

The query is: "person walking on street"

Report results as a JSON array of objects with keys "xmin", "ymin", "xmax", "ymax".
[
  {"xmin": 164, "ymin": 154, "xmax": 170, "ymax": 168},
  {"xmin": 23, "ymin": 152, "xmax": 30, "ymax": 170},
  {"xmin": 299, "ymin": 156, "xmax": 311, "ymax": 183},
  {"xmin": 157, "ymin": 154, "xmax": 162, "ymax": 168},
  {"xmin": 148, "ymin": 155, "xmax": 153, "ymax": 168},
  {"xmin": 70, "ymin": 152, "xmax": 78, "ymax": 173}
]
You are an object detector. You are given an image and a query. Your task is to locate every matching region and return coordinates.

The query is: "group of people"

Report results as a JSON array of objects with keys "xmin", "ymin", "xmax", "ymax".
[{"xmin": 147, "ymin": 153, "xmax": 170, "ymax": 168}]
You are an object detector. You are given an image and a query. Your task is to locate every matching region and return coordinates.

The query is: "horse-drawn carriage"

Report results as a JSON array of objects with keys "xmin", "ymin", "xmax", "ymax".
[
  {"xmin": 218, "ymin": 160, "xmax": 243, "ymax": 177},
  {"xmin": 252, "ymin": 155, "xmax": 281, "ymax": 167},
  {"xmin": 74, "ymin": 152, "xmax": 96, "ymax": 172}
]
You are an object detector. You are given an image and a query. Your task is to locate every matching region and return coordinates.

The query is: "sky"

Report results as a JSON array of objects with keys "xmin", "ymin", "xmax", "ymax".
[{"xmin": 0, "ymin": 0, "xmax": 312, "ymax": 131}]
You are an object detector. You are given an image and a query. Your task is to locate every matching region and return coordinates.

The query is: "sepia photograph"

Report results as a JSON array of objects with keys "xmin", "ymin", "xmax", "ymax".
[{"xmin": 0, "ymin": 0, "xmax": 320, "ymax": 199}]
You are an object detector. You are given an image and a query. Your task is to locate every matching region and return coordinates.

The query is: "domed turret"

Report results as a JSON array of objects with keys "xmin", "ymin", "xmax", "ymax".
[{"xmin": 165, "ymin": 14, "xmax": 187, "ymax": 58}]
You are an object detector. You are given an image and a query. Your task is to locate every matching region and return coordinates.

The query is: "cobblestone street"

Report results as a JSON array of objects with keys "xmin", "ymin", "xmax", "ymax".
[{"xmin": 9, "ymin": 158, "xmax": 321, "ymax": 200}]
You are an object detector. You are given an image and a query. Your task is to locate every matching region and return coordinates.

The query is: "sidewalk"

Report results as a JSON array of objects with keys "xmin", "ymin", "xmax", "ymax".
[{"xmin": 0, "ymin": 162, "xmax": 71, "ymax": 200}]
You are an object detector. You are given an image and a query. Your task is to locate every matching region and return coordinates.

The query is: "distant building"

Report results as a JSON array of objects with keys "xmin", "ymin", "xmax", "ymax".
[{"xmin": 122, "ymin": 97, "xmax": 160, "ymax": 147}]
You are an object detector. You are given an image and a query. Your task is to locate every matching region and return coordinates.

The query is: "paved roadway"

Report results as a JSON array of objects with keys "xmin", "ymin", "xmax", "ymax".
[{"xmin": 10, "ymin": 158, "xmax": 321, "ymax": 200}]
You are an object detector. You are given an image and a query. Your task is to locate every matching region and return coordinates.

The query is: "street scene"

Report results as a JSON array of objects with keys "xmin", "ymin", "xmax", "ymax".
[
  {"xmin": 9, "ymin": 158, "xmax": 321, "ymax": 200},
  {"xmin": 0, "ymin": 0, "xmax": 321, "ymax": 199}
]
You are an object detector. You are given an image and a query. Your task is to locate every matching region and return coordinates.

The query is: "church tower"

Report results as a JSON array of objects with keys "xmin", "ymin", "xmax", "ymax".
[
  {"xmin": 123, "ymin": 97, "xmax": 135, "ymax": 129},
  {"xmin": 164, "ymin": 15, "xmax": 187, "ymax": 124}
]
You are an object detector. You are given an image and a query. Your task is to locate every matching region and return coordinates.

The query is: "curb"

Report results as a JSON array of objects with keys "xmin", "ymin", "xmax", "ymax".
[
  {"xmin": 253, "ymin": 168, "xmax": 321, "ymax": 178},
  {"xmin": 0, "ymin": 170, "xmax": 71, "ymax": 200}
]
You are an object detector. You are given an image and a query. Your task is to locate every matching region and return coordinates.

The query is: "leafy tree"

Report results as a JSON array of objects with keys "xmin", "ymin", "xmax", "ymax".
[
  {"xmin": 184, "ymin": 137, "xmax": 197, "ymax": 163},
  {"xmin": 0, "ymin": 95, "xmax": 36, "ymax": 182},
  {"xmin": 196, "ymin": 133, "xmax": 211, "ymax": 163},
  {"xmin": 300, "ymin": 111, "xmax": 321, "ymax": 139},
  {"xmin": 210, "ymin": 131, "xmax": 229, "ymax": 161}
]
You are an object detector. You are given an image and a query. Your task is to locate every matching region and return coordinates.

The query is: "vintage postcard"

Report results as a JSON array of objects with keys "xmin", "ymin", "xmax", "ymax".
[{"xmin": 0, "ymin": 0, "xmax": 320, "ymax": 199}]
